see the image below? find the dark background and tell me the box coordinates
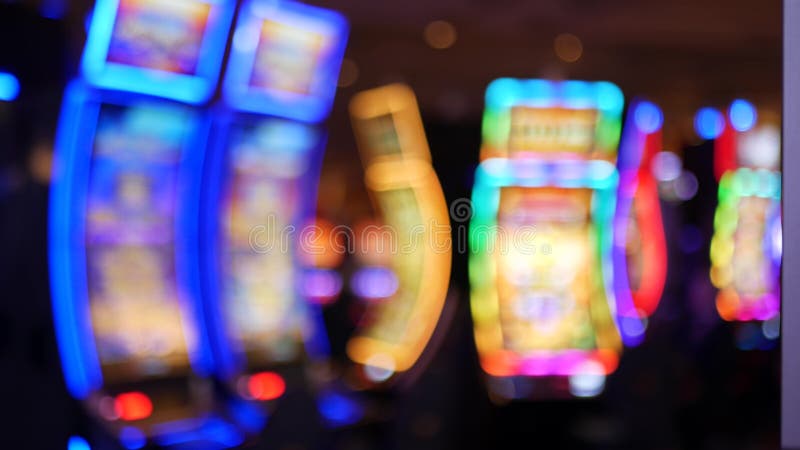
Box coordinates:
[0,0,781,449]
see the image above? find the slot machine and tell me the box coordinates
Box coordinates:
[49,0,243,448]
[199,0,352,429]
[469,78,640,399]
[347,84,452,390]
[707,100,781,345]
[613,100,668,345]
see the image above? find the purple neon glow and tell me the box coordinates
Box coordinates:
[301,268,343,303]
[350,266,398,299]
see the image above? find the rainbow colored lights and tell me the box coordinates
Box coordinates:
[469,158,622,379]
[613,100,668,344]
[470,79,670,397]
[708,101,781,325]
[480,78,624,161]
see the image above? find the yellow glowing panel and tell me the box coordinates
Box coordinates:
[349,83,431,165]
[508,107,597,156]
[346,160,451,373]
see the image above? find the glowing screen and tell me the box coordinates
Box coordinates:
[495,188,602,353]
[85,102,197,381]
[108,0,211,75]
[218,120,317,367]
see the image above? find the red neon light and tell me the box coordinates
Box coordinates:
[629,129,667,317]
[115,392,153,421]
[247,372,286,401]
[714,120,737,181]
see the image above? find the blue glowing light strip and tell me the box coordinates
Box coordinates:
[223,0,349,121]
[81,0,235,104]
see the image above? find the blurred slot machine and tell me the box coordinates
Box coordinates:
[470,79,645,399]
[347,84,452,392]
[705,101,782,348]
[49,0,241,449]
[613,100,668,345]
[200,0,350,430]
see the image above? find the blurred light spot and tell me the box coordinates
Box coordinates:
[680,225,703,253]
[694,107,724,140]
[729,99,757,132]
[99,396,120,421]
[763,314,780,340]
[634,101,663,134]
[554,33,583,63]
[364,353,395,382]
[424,20,457,49]
[620,315,647,340]
[738,124,780,170]
[318,391,363,426]
[302,269,343,305]
[569,363,606,397]
[119,427,145,450]
[0,72,20,102]
[351,266,398,299]
[40,0,65,19]
[248,372,286,401]
[651,151,682,182]
[29,143,53,183]
[338,58,359,88]
[115,392,152,421]
[68,436,91,450]
[674,171,699,200]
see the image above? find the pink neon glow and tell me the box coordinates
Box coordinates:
[481,349,619,377]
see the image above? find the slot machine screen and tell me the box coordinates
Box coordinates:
[494,187,608,353]
[85,103,198,386]
[356,187,424,346]
[107,0,211,75]
[218,120,317,369]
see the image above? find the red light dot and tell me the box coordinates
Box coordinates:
[115,392,153,421]
[248,372,286,401]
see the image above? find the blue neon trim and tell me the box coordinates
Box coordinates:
[199,110,245,378]
[81,0,235,104]
[223,0,349,121]
[152,416,244,448]
[0,72,20,101]
[175,109,217,375]
[50,82,104,398]
[484,78,624,115]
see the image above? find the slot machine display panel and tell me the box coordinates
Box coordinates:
[81,0,235,103]
[710,109,782,323]
[201,115,329,402]
[480,78,624,162]
[469,159,621,381]
[348,84,452,385]
[711,168,781,321]
[50,85,244,446]
[224,0,349,122]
